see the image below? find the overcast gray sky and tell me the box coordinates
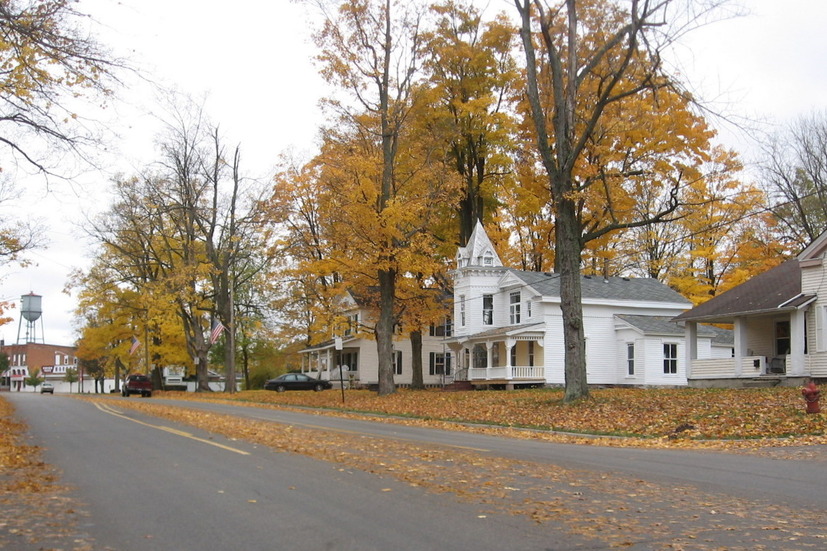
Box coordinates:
[2,0,826,347]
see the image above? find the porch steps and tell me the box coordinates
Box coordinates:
[743,377,782,388]
[442,380,475,392]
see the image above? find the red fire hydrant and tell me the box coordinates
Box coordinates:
[802,381,821,414]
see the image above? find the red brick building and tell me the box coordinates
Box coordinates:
[0,341,78,391]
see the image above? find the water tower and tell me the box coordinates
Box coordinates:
[17,292,45,344]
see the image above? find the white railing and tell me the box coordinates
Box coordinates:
[690,356,768,379]
[511,365,545,379]
[690,358,736,379]
[468,365,544,380]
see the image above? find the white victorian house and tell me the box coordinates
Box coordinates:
[676,230,827,387]
[447,221,732,388]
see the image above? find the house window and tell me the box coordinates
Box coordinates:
[776,320,791,356]
[528,341,535,367]
[483,251,493,266]
[482,294,493,325]
[510,345,517,367]
[429,352,452,375]
[460,296,466,327]
[627,343,635,376]
[344,313,359,336]
[472,344,487,368]
[429,317,453,337]
[526,299,532,320]
[509,291,521,324]
[393,350,402,375]
[663,343,677,374]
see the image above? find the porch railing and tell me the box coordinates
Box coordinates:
[689,356,769,379]
[468,365,545,380]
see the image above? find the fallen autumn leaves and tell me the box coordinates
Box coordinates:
[156,386,826,447]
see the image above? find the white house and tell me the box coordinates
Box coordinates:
[447,221,730,388]
[299,290,454,388]
[675,230,827,387]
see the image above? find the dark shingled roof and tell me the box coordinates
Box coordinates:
[615,314,727,342]
[673,260,804,322]
[512,270,691,305]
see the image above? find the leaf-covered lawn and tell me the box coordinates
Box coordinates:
[158,386,826,441]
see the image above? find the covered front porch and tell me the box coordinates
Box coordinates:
[449,324,546,389]
[682,305,812,387]
[299,339,360,385]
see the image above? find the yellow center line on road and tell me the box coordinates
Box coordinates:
[244,413,491,453]
[91,401,250,456]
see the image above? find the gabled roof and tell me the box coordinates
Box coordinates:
[673,260,806,322]
[512,270,691,305]
[615,314,719,339]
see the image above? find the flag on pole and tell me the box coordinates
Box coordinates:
[210,319,225,345]
[129,336,141,356]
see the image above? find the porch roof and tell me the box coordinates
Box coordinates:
[456,322,546,342]
[299,335,359,354]
[673,260,811,323]
[615,315,734,345]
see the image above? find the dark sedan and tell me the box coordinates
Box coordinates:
[264,373,332,392]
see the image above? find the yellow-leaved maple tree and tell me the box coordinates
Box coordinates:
[514,0,737,401]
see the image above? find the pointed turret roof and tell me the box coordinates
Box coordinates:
[456,220,502,268]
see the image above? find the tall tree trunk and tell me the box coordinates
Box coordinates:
[196,349,211,392]
[114,357,124,392]
[376,268,397,395]
[410,330,424,390]
[556,199,588,401]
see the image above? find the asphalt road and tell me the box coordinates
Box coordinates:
[6,392,827,550]
[148,395,827,509]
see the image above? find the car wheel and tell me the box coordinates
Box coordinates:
[276,385,286,393]
[314,383,324,392]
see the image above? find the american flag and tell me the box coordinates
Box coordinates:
[129,336,141,356]
[209,319,225,345]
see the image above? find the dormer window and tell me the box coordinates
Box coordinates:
[483,251,494,266]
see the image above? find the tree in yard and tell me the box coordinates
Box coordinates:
[664,148,773,303]
[265,154,341,349]
[514,0,730,401]
[24,374,43,389]
[420,0,520,244]
[77,100,268,392]
[64,367,78,392]
[759,111,827,250]
[310,0,429,396]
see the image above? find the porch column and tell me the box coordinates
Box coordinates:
[505,338,515,380]
[486,342,493,379]
[733,317,747,377]
[790,308,806,376]
[684,322,697,380]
